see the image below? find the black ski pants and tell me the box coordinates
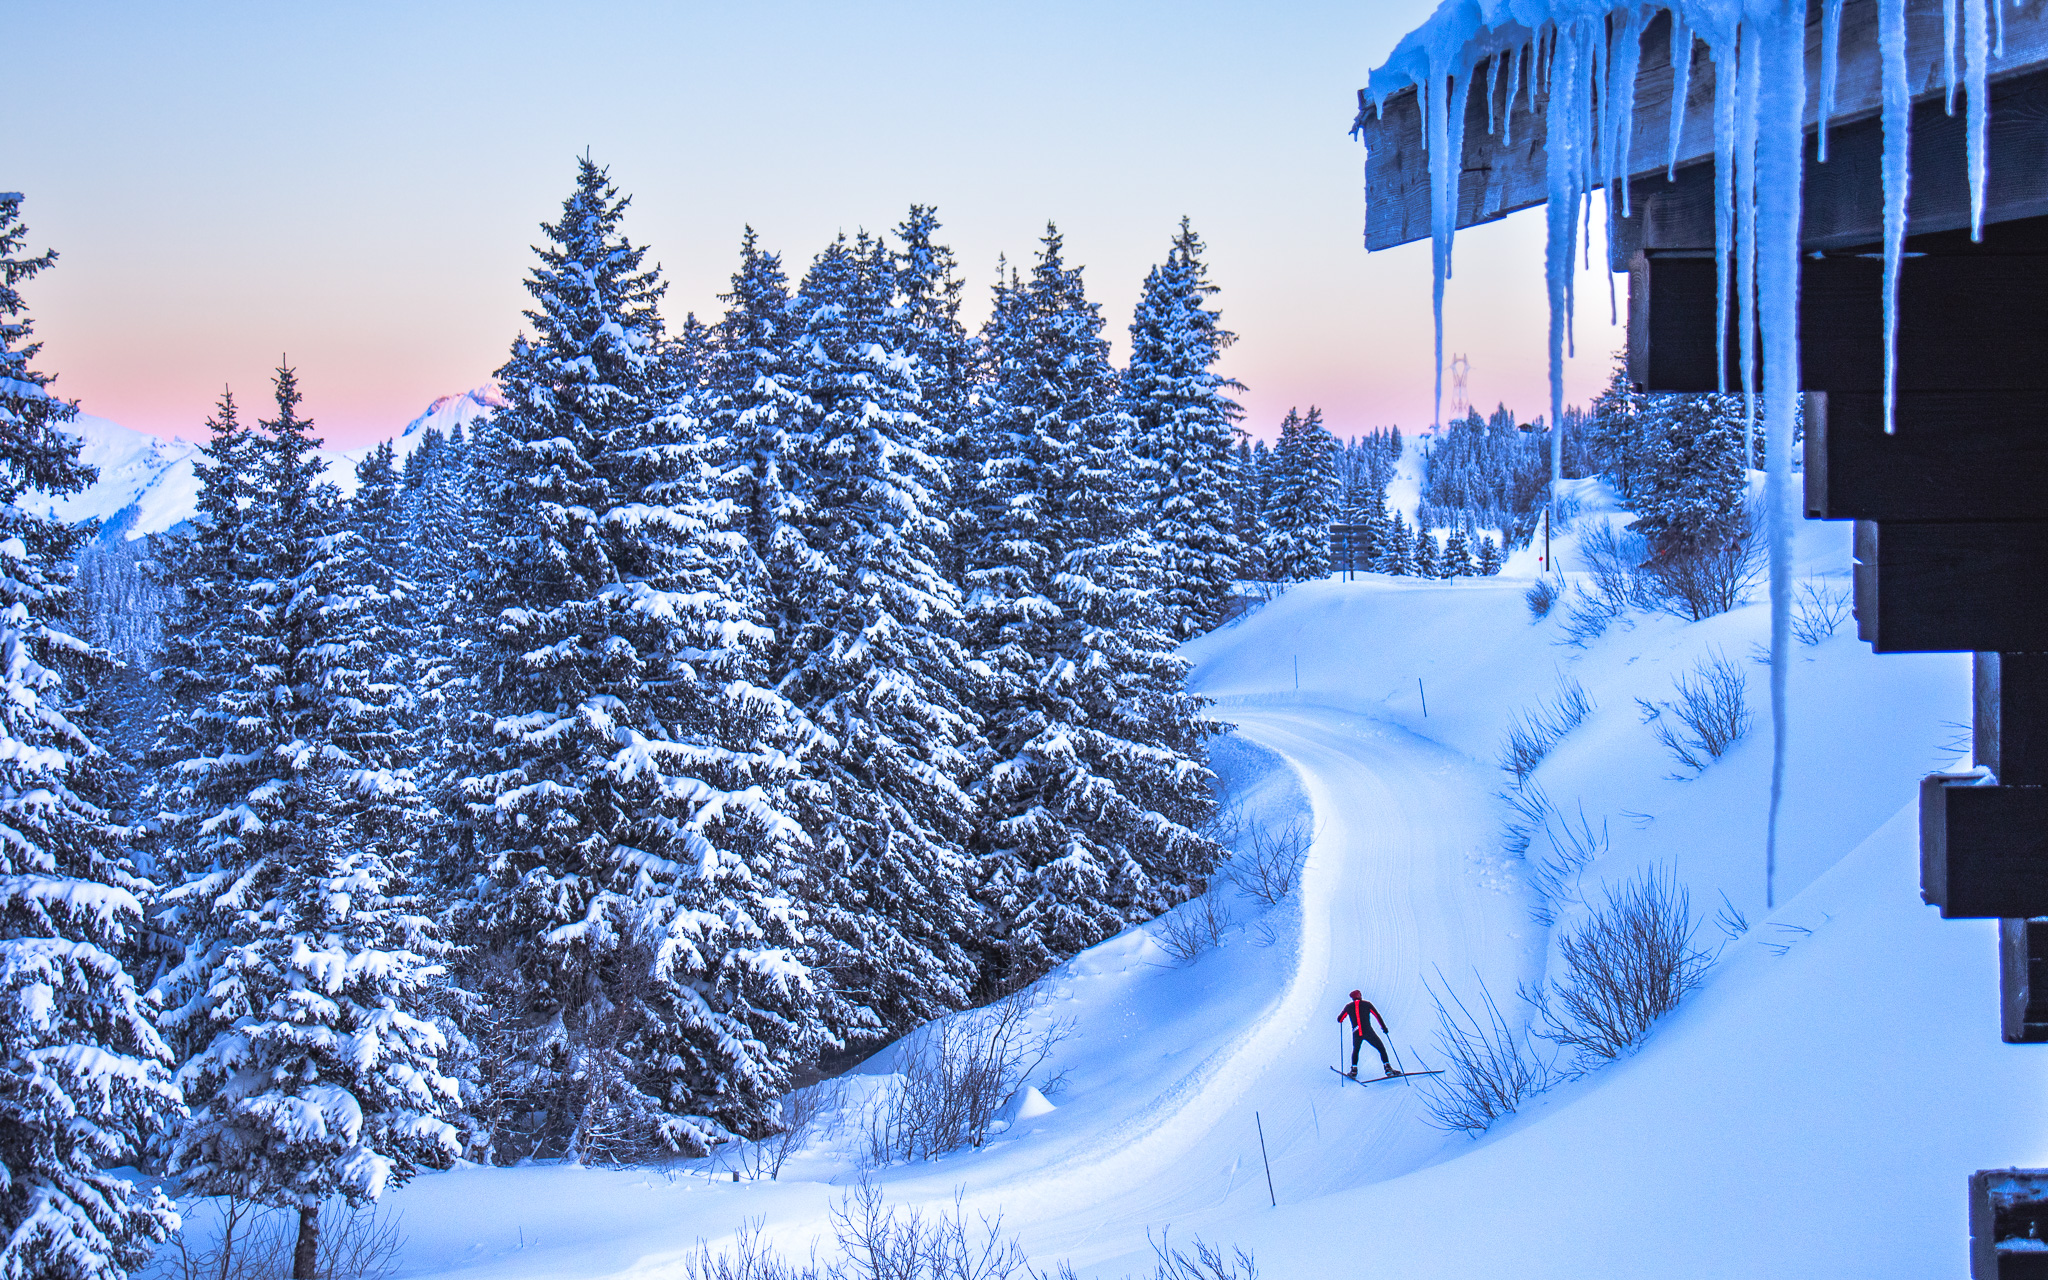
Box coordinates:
[1351,1027,1391,1070]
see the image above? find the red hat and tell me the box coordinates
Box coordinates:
[1349,989,1361,999]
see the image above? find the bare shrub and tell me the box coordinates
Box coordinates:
[140,1198,404,1280]
[730,1082,836,1181]
[861,991,1070,1165]
[1526,866,1714,1073]
[680,1185,1255,1280]
[1526,802,1608,927]
[1498,781,1552,859]
[1715,889,1752,941]
[1223,818,1310,906]
[1645,506,1765,621]
[1792,574,1851,645]
[1153,891,1235,963]
[1420,971,1557,1134]
[1645,650,1753,776]
[1497,676,1596,782]
[1524,575,1561,620]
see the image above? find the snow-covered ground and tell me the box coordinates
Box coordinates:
[152,482,2044,1279]
[33,387,500,540]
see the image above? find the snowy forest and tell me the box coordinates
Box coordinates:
[0,157,1782,1280]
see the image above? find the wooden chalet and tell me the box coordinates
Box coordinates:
[1360,3,2048,1274]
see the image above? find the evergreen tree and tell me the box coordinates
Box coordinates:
[891,207,976,593]
[0,190,179,1280]
[1380,512,1412,576]
[1476,533,1504,575]
[1123,219,1244,637]
[1442,524,1475,578]
[458,160,823,1160]
[967,226,1222,988]
[154,367,460,1277]
[1263,406,1339,582]
[773,233,984,1040]
[1632,393,1750,554]
[1412,522,1439,579]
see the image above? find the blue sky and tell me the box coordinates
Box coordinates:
[12,0,1620,446]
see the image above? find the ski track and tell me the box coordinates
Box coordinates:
[923,701,1540,1263]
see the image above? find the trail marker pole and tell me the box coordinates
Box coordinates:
[1294,655,1300,689]
[1255,1112,1276,1207]
[1418,678,1428,717]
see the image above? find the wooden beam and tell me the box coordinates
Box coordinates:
[1855,522,2048,653]
[1630,212,2048,392]
[1806,392,2048,522]
[1978,654,2048,788]
[1921,775,2048,918]
[1970,1170,2048,1278]
[2000,918,2048,1043]
[1616,66,2048,258]
[1361,0,2048,252]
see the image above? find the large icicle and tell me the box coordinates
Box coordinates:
[1880,0,1911,433]
[1819,0,1845,160]
[1667,13,1694,177]
[1965,0,1991,238]
[1736,18,1762,462]
[1712,34,1738,393]
[1543,21,1584,535]
[1756,0,1806,913]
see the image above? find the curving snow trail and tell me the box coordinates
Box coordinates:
[945,701,1541,1260]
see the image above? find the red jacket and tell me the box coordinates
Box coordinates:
[1339,996,1387,1035]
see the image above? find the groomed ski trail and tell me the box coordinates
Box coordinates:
[926,701,1542,1260]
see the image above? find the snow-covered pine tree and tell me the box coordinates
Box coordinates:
[890,208,976,590]
[767,232,985,1040]
[1476,533,1504,575]
[1442,524,1474,578]
[1381,511,1412,575]
[1263,406,1339,582]
[458,160,825,1161]
[153,365,460,1279]
[1412,522,1440,579]
[708,227,809,669]
[1123,219,1244,638]
[1631,393,1750,554]
[967,225,1223,989]
[0,190,180,1280]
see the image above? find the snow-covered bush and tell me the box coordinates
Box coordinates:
[727,1083,836,1182]
[1644,651,1754,776]
[1526,802,1608,928]
[1524,574,1561,619]
[1223,817,1311,906]
[1558,523,1654,646]
[1497,675,1596,782]
[1526,867,1713,1072]
[1420,975,1557,1134]
[1792,575,1851,645]
[860,992,1070,1165]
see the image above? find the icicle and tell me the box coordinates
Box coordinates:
[1543,22,1584,530]
[1608,7,1645,216]
[1667,13,1693,179]
[1447,65,1474,277]
[1944,0,1960,113]
[1487,52,1501,135]
[1426,59,1474,430]
[1819,0,1844,161]
[1996,0,2007,56]
[1737,20,1762,466]
[1880,0,1910,434]
[1506,42,1523,146]
[1965,0,1990,239]
[1712,34,1738,394]
[1756,1,1807,913]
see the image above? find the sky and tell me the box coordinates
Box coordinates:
[10,0,1623,449]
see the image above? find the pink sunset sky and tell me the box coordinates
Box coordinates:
[13,0,1622,449]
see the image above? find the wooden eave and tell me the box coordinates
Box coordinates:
[1360,0,2048,253]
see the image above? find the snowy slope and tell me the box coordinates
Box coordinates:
[33,387,501,540]
[147,476,2030,1280]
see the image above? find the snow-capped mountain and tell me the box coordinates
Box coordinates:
[34,386,502,541]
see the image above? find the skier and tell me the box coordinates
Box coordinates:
[1338,990,1396,1077]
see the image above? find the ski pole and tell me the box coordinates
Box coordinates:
[1255,1112,1276,1207]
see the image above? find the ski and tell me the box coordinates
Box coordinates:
[1330,1066,1444,1085]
